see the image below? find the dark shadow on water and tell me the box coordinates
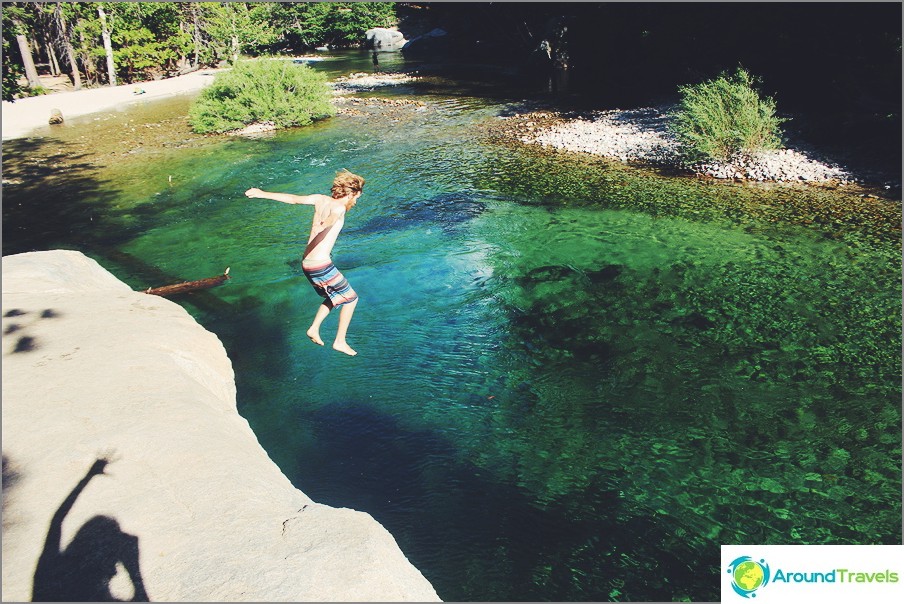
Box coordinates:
[213,289,302,472]
[2,138,221,305]
[103,250,235,317]
[2,137,119,256]
[294,401,719,602]
[351,192,487,237]
[32,458,150,602]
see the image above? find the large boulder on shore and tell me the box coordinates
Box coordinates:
[401,28,451,57]
[1,250,441,602]
[365,27,407,51]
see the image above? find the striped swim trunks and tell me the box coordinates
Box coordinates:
[302,260,358,308]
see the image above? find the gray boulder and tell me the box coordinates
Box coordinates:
[401,28,450,57]
[365,28,407,51]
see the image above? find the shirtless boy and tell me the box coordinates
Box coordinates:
[245,169,365,356]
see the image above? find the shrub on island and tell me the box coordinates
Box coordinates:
[189,59,335,134]
[671,67,786,163]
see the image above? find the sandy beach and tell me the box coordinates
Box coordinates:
[1,68,224,141]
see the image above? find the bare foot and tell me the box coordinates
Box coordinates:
[307,329,324,346]
[333,341,357,356]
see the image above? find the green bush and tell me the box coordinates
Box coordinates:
[24,85,50,98]
[671,67,786,163]
[188,59,335,134]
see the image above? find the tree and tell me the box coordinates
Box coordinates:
[196,2,278,65]
[52,2,82,90]
[96,4,116,85]
[7,4,42,90]
[2,6,26,99]
[69,4,102,87]
[270,2,397,49]
[107,2,191,82]
[186,2,203,69]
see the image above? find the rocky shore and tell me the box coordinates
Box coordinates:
[331,71,421,94]
[497,105,860,185]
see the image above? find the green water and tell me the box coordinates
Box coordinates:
[3,52,901,602]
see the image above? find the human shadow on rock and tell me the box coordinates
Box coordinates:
[32,457,150,602]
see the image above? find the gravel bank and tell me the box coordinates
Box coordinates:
[501,106,857,184]
[331,71,421,94]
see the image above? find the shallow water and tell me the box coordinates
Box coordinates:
[3,51,901,602]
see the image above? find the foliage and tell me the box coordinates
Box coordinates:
[1,4,27,100]
[270,2,397,48]
[2,1,398,92]
[23,85,50,97]
[671,67,787,163]
[195,2,280,64]
[188,59,335,134]
[109,2,192,81]
[62,2,193,84]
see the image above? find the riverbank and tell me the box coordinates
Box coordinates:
[492,104,900,193]
[3,60,897,200]
[1,68,225,141]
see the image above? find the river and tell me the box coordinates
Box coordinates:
[3,50,901,602]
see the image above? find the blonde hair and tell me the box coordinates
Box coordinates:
[331,169,365,199]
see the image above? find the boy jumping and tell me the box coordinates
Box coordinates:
[245,169,365,356]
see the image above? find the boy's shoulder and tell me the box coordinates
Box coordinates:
[325,198,347,212]
[313,194,339,207]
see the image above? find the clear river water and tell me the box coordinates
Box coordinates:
[3,51,901,602]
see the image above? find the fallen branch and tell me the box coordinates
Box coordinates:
[145,267,230,297]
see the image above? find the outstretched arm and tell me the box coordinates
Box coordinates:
[33,458,109,600]
[245,188,321,205]
[45,459,109,550]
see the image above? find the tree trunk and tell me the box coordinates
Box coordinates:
[192,4,201,68]
[14,30,42,89]
[144,268,231,297]
[55,3,82,90]
[41,30,62,76]
[231,34,239,64]
[97,6,116,86]
[77,27,97,86]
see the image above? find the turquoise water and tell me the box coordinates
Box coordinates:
[3,52,901,602]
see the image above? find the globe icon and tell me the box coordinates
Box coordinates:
[733,560,765,592]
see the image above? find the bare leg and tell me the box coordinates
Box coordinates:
[333,298,358,356]
[307,302,331,346]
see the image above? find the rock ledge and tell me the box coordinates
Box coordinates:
[1,250,440,602]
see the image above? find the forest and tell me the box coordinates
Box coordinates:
[4,3,899,164]
[2,2,397,97]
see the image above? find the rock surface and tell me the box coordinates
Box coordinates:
[1,250,441,602]
[366,27,407,51]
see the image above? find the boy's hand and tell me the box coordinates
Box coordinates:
[245,188,263,198]
[88,458,109,476]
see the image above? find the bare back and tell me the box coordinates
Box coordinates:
[303,195,348,264]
